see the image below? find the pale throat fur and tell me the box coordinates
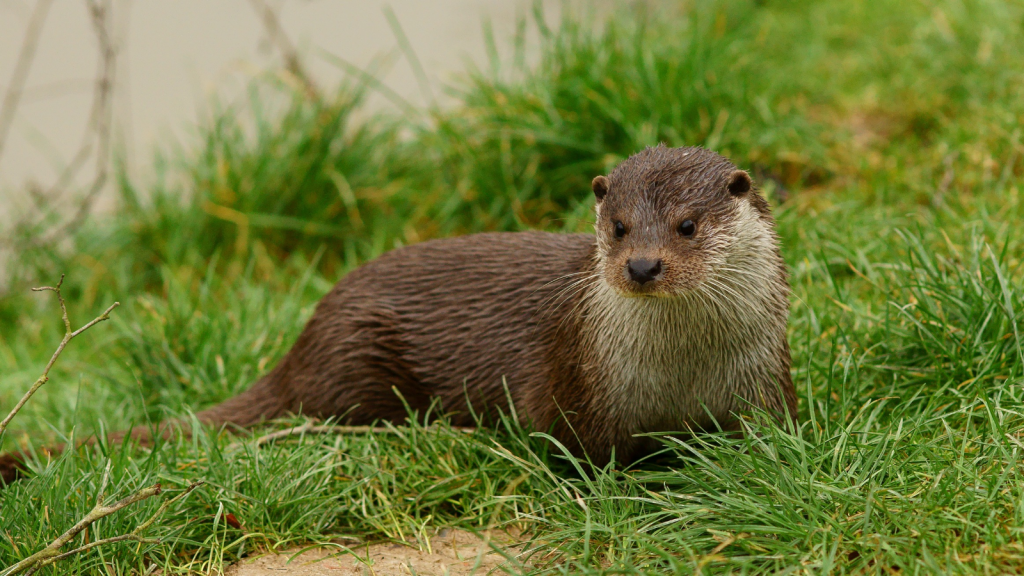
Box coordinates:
[583,180,789,435]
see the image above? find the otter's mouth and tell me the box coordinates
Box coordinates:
[607,276,706,299]
[612,284,682,299]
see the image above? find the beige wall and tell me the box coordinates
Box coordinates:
[0,0,576,216]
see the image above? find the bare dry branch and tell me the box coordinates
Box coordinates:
[0,275,119,438]
[31,0,118,245]
[248,0,320,100]
[933,151,959,207]
[0,463,203,576]
[0,0,54,164]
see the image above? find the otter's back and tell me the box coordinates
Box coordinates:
[299,231,596,423]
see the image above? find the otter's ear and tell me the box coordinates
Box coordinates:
[727,170,752,195]
[592,175,610,202]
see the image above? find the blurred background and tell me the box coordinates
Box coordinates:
[0,0,580,232]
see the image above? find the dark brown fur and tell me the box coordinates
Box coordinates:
[0,146,795,482]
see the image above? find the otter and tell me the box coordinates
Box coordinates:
[1,146,795,482]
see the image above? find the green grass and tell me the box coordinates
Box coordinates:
[3,0,1024,573]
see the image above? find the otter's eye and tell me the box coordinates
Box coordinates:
[613,221,626,239]
[679,219,696,237]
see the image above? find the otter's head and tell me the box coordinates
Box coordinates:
[592,146,773,297]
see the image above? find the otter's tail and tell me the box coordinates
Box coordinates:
[192,374,289,430]
[0,375,287,484]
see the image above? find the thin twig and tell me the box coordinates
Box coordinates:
[248,0,319,100]
[30,0,117,245]
[0,0,54,164]
[0,275,119,439]
[0,469,203,576]
[933,151,958,207]
[254,421,476,446]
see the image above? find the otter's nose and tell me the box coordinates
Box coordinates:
[626,258,662,285]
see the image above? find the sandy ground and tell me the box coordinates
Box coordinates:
[224,529,526,576]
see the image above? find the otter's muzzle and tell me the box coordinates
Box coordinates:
[626,258,663,285]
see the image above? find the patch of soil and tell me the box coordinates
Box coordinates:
[224,529,525,576]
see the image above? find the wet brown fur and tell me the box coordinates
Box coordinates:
[0,146,795,482]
